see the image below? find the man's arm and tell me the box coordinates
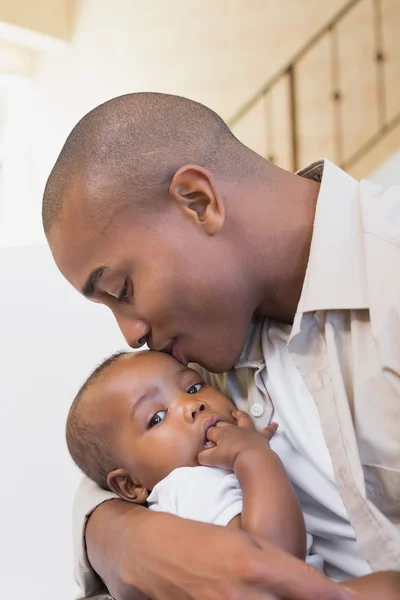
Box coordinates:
[340,571,400,599]
[85,500,148,600]
[85,498,353,600]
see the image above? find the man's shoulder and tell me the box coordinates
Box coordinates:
[362,179,400,249]
[360,180,400,343]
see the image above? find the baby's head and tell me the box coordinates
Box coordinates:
[67,350,236,503]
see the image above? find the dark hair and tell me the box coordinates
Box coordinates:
[66,351,129,489]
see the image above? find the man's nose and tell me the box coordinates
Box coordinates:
[117,314,150,349]
[183,400,208,424]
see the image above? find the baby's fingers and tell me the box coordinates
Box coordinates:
[205,424,224,443]
[232,410,255,430]
[198,446,218,467]
[260,421,279,440]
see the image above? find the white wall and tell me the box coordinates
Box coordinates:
[0,243,129,600]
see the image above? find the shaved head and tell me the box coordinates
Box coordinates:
[42,92,252,235]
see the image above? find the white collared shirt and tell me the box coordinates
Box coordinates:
[72,160,400,598]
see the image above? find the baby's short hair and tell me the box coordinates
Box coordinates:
[66,351,129,489]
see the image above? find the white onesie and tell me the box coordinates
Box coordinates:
[147,465,323,570]
[148,466,242,526]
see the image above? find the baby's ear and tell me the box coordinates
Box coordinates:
[107,468,149,504]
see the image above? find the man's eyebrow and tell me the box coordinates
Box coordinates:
[82,266,107,297]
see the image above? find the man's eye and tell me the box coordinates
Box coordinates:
[148,410,167,428]
[117,279,129,302]
[187,383,202,394]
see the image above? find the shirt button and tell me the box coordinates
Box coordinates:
[250,402,264,417]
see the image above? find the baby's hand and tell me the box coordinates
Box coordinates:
[198,410,278,472]
[232,409,278,441]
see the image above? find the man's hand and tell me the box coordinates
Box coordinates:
[198,409,278,471]
[86,500,357,600]
[340,570,400,599]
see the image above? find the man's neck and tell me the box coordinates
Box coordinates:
[251,172,320,323]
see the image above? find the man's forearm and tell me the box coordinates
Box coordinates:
[234,447,306,558]
[85,499,150,600]
[340,571,400,599]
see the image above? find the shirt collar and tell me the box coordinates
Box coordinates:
[295,158,369,316]
[235,318,265,368]
[236,158,369,365]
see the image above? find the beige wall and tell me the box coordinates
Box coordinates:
[2,0,398,243]
[0,0,74,41]
[2,0,397,242]
[28,0,349,240]
[36,0,349,118]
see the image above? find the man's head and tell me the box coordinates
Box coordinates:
[67,350,236,502]
[44,93,317,372]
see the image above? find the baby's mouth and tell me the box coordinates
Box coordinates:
[203,415,222,447]
[204,439,215,448]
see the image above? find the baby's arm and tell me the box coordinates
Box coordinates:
[198,411,306,559]
[233,414,305,558]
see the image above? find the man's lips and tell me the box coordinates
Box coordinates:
[159,339,188,365]
[159,340,173,354]
[171,341,188,366]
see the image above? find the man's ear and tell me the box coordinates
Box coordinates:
[169,165,225,235]
[107,468,149,504]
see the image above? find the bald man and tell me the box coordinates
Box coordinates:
[43,93,400,600]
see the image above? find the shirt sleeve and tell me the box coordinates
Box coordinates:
[305,533,324,571]
[72,476,118,599]
[147,466,243,527]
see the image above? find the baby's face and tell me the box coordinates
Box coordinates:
[94,351,236,490]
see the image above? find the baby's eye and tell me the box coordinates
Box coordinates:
[148,410,167,428]
[187,383,202,394]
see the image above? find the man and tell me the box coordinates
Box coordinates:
[43,93,400,599]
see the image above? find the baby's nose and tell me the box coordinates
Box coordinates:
[192,402,206,420]
[184,401,207,423]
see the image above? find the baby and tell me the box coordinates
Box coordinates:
[67,350,309,561]
[67,350,400,598]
